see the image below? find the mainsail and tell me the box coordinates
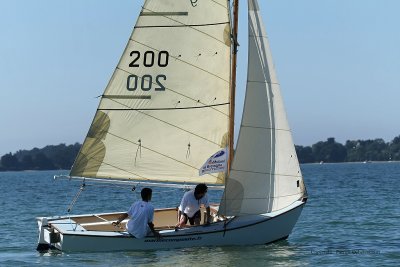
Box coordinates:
[70,0,232,184]
[220,0,305,215]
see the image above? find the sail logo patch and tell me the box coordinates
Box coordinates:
[214,150,225,158]
[199,147,228,176]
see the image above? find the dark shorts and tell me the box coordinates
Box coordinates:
[183,210,201,225]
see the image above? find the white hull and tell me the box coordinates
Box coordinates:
[37,200,305,252]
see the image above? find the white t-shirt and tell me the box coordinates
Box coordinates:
[126,200,154,238]
[178,190,210,218]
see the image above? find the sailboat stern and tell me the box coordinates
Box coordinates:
[36,217,62,251]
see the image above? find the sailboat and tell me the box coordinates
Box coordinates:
[37,0,307,252]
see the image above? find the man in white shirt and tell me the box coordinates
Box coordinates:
[176,183,211,227]
[113,188,161,239]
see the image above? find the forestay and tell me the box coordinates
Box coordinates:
[220,0,305,216]
[70,0,232,184]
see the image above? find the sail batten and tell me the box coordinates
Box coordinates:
[135,22,230,29]
[138,6,230,44]
[97,102,229,111]
[140,12,190,17]
[102,95,228,120]
[70,0,232,185]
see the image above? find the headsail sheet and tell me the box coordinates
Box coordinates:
[219,0,305,215]
[70,0,231,185]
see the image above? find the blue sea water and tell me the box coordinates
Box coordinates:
[0,163,399,266]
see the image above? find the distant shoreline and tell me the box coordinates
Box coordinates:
[0,169,69,172]
[2,161,400,173]
[1,136,400,171]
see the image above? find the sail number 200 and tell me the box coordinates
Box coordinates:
[127,50,169,92]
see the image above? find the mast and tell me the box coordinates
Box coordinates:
[228,0,239,172]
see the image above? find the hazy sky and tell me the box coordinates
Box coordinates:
[1,0,399,155]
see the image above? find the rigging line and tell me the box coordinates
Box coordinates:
[77,151,148,180]
[115,67,229,117]
[98,102,229,111]
[67,182,85,213]
[135,21,229,28]
[249,34,269,38]
[239,125,292,132]
[106,131,219,179]
[105,97,222,146]
[231,168,302,178]
[130,39,230,84]
[84,182,137,190]
[140,6,228,46]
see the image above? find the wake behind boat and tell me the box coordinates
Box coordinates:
[37,0,307,252]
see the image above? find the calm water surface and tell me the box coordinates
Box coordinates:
[0,163,399,266]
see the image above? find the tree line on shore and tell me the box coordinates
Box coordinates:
[1,136,400,171]
[0,143,81,171]
[296,136,400,163]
